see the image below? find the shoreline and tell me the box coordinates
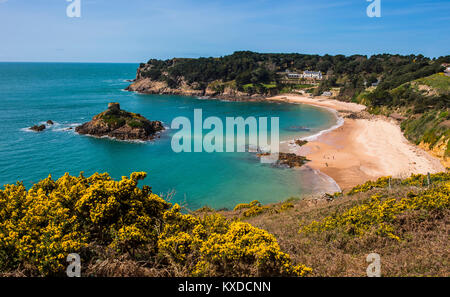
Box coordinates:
[126,88,445,192]
[269,94,445,190]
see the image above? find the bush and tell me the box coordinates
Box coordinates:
[300,181,450,241]
[0,173,309,277]
[0,172,170,275]
[348,176,392,195]
[233,200,261,211]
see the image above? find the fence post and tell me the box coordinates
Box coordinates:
[427,172,431,187]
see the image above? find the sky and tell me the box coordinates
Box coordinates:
[0,0,449,62]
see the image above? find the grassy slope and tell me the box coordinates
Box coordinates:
[414,73,450,93]
[397,74,450,162]
[204,174,450,277]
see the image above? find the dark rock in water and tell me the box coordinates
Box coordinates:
[295,139,308,146]
[256,152,309,168]
[277,153,309,168]
[30,125,46,132]
[29,124,46,132]
[46,120,54,125]
[75,102,165,141]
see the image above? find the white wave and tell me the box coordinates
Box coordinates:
[298,108,344,142]
[21,120,59,132]
[76,133,148,144]
[48,122,81,132]
[278,105,344,193]
[311,167,341,193]
[20,127,35,133]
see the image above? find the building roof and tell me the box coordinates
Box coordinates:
[303,71,322,74]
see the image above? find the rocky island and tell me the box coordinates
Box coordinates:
[75,103,164,141]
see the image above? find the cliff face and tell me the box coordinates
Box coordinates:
[126,77,205,96]
[75,103,164,141]
[419,138,450,168]
[126,62,268,100]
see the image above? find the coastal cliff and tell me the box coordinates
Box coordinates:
[126,76,265,101]
[125,53,282,100]
[75,103,164,141]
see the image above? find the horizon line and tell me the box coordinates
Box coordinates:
[0,51,447,64]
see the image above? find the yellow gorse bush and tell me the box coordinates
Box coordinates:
[233,200,268,218]
[401,172,450,187]
[348,176,392,195]
[279,202,294,212]
[158,204,312,277]
[348,172,450,195]
[300,181,450,241]
[0,172,310,276]
[233,200,296,218]
[233,200,261,211]
[0,172,171,275]
[195,222,312,277]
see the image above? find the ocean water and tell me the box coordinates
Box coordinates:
[0,63,339,209]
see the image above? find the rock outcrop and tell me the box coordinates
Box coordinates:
[29,124,46,132]
[125,62,271,101]
[295,139,308,147]
[256,152,309,168]
[277,153,309,167]
[75,103,164,141]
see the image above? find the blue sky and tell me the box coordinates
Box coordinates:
[0,0,449,62]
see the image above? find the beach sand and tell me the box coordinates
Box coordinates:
[269,94,445,190]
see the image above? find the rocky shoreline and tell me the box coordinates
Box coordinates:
[125,62,271,102]
[126,79,268,102]
[75,103,165,141]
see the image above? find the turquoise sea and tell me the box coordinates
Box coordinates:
[0,63,339,209]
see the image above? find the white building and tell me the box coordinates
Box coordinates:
[302,71,322,80]
[287,73,301,79]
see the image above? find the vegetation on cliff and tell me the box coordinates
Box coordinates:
[130,51,449,99]
[355,73,450,163]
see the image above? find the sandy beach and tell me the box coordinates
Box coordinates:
[269,94,445,190]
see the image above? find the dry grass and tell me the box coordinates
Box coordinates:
[2,183,446,277]
[214,185,449,277]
